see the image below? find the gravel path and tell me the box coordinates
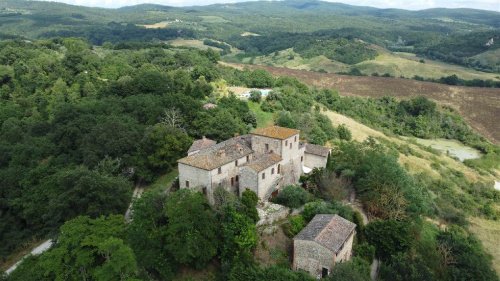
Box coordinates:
[5,239,53,275]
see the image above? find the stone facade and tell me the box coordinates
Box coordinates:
[293,214,356,278]
[304,153,328,170]
[178,126,329,202]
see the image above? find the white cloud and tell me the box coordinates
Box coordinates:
[37,0,500,11]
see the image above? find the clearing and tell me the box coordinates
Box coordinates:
[137,21,169,29]
[168,39,222,52]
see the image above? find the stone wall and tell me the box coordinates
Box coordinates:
[251,135,282,155]
[304,153,328,169]
[178,163,211,197]
[239,166,258,197]
[335,231,355,263]
[210,154,250,196]
[293,239,334,278]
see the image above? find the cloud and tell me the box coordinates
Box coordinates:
[37,0,500,11]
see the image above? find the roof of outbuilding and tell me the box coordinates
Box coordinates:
[179,135,252,170]
[251,126,299,140]
[244,153,282,172]
[294,214,356,254]
[304,143,331,157]
[188,136,217,154]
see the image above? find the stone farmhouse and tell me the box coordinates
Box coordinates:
[177,125,330,203]
[293,214,356,278]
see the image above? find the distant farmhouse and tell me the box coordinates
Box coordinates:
[177,126,330,203]
[293,214,356,278]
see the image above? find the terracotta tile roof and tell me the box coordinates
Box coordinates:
[188,136,217,154]
[294,214,356,253]
[244,153,282,172]
[304,143,331,157]
[251,126,299,140]
[179,135,252,170]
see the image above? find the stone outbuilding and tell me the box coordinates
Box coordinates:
[293,214,356,278]
[303,143,331,171]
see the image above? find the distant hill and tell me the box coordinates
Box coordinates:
[0,0,499,71]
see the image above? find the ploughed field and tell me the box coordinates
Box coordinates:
[223,63,500,144]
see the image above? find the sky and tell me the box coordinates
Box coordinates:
[38,0,500,11]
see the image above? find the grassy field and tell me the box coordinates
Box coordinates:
[225,62,500,144]
[168,39,222,52]
[147,169,179,194]
[227,48,500,81]
[248,101,274,128]
[469,217,500,274]
[356,51,500,81]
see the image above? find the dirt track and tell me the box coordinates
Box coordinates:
[223,62,500,144]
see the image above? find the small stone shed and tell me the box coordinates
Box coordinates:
[293,214,356,278]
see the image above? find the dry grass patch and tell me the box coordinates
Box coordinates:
[469,217,500,275]
[255,226,292,266]
[137,21,169,29]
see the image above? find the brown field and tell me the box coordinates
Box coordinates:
[221,62,500,144]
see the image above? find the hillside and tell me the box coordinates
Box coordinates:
[1,0,499,72]
[222,62,500,144]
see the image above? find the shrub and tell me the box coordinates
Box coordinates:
[249,90,262,102]
[354,242,375,262]
[272,185,312,208]
[337,124,352,141]
[302,201,354,222]
[283,215,306,237]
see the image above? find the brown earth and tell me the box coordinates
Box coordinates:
[221,62,500,144]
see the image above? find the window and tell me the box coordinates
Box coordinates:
[235,160,238,166]
[246,155,250,162]
[301,156,303,162]
[295,136,297,142]
[186,181,190,188]
[231,177,234,186]
[271,168,275,174]
[278,164,281,174]
[218,167,222,174]
[265,143,269,151]
[285,140,288,146]
[202,187,207,195]
[289,143,292,149]
[262,172,265,180]
[236,175,239,182]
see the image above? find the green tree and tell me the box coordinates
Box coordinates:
[328,257,371,281]
[365,219,413,261]
[241,189,260,223]
[137,124,192,182]
[249,90,262,102]
[164,189,218,268]
[272,185,312,208]
[128,191,174,280]
[13,216,139,281]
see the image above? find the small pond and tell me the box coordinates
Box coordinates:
[410,138,482,162]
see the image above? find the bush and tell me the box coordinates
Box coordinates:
[337,124,352,141]
[354,242,375,262]
[283,215,306,237]
[272,185,312,208]
[249,90,262,103]
[302,201,354,222]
